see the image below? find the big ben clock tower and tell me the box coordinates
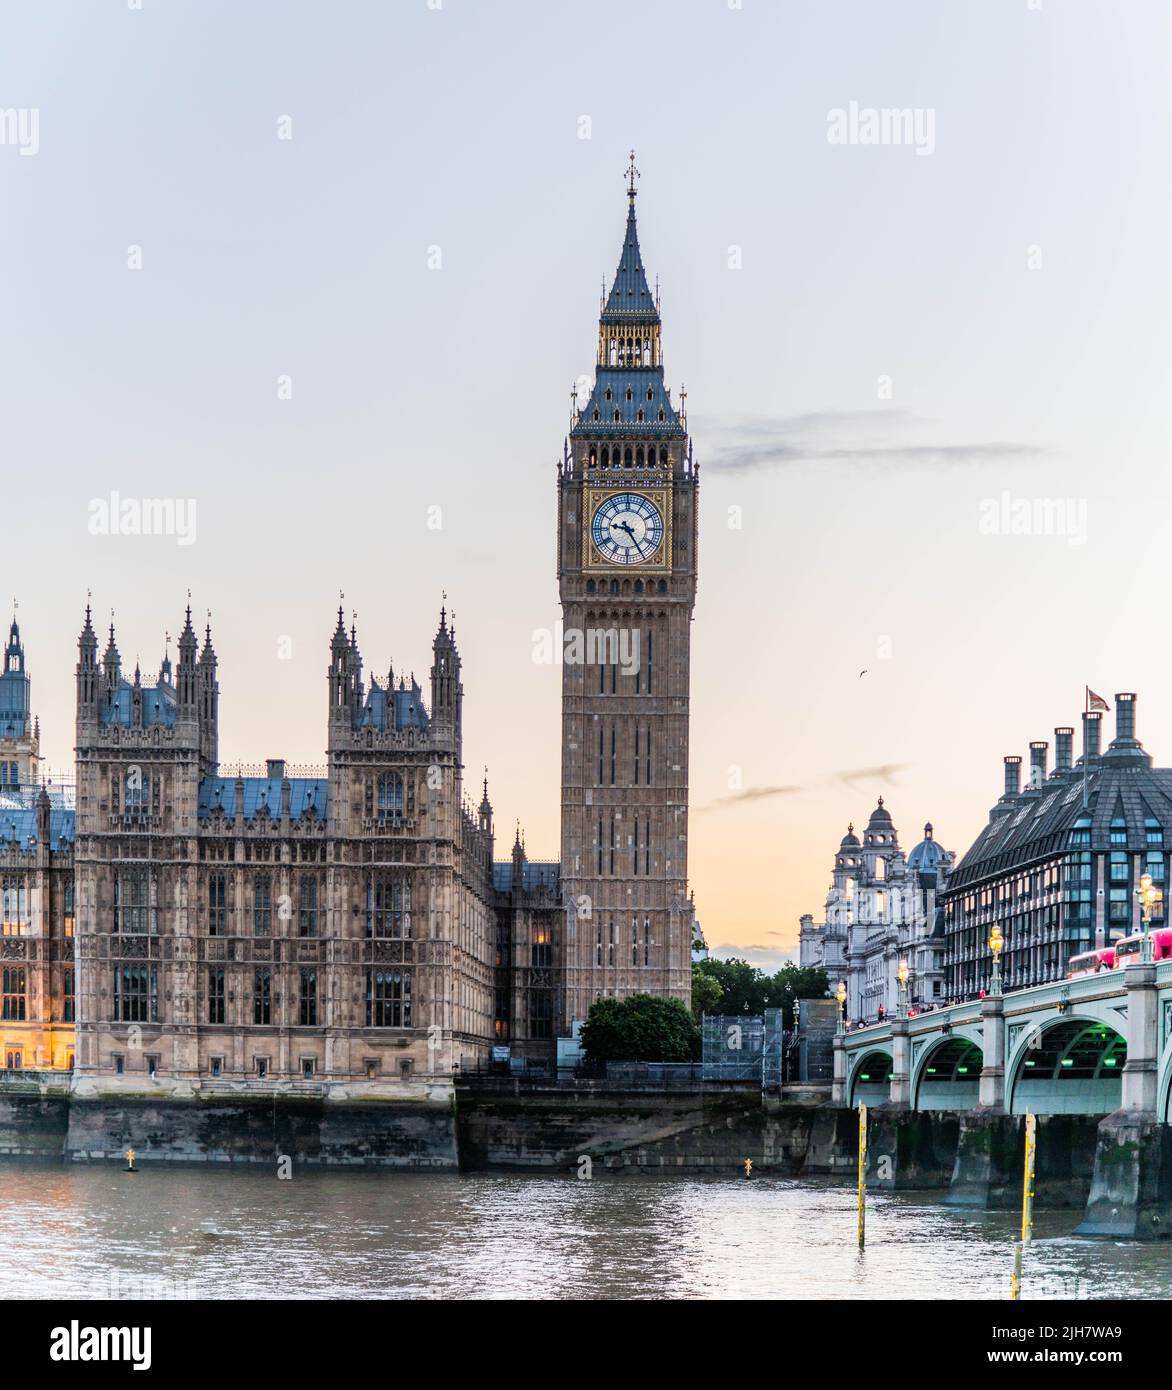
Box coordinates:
[557,154,698,1031]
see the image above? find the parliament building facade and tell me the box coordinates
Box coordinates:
[0,166,700,1089]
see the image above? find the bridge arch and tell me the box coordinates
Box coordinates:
[1156,1029,1172,1123]
[848,1050,893,1107]
[1007,1016,1126,1115]
[911,1035,983,1111]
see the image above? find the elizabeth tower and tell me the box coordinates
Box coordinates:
[557,157,698,1030]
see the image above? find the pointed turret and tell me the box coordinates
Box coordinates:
[35,780,50,842]
[328,606,362,729]
[76,604,98,714]
[102,621,121,700]
[430,601,461,731]
[0,610,32,739]
[197,617,219,765]
[478,770,493,835]
[572,153,684,446]
[177,604,199,713]
[3,618,23,675]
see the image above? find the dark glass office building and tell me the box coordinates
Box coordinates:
[944,694,1167,995]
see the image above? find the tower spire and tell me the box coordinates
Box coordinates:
[626,148,640,205]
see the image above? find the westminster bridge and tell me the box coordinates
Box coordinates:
[829,959,1172,1237]
[834,959,1172,1117]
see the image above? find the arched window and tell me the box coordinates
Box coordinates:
[377,773,404,819]
[624,447,633,467]
[126,769,150,820]
[586,579,596,594]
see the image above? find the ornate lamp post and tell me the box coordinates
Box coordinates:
[787,997,801,1084]
[1136,872,1163,964]
[989,923,1004,996]
[897,959,910,1019]
[836,980,847,1034]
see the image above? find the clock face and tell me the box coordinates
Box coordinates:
[591,492,665,565]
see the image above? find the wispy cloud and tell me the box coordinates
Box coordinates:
[697,784,803,812]
[699,763,908,813]
[702,410,1046,475]
[834,763,908,789]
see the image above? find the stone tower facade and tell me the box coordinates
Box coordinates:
[73,604,219,1078]
[557,159,699,1029]
[71,601,506,1090]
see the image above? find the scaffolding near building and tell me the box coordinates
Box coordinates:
[701,1013,766,1082]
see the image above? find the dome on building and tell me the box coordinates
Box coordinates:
[867,796,893,826]
[839,822,860,849]
[907,821,945,873]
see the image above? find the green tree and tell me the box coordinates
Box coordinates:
[579,993,701,1063]
[691,963,724,1019]
[694,956,828,1017]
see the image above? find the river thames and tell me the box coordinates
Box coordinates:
[0,1165,1167,1300]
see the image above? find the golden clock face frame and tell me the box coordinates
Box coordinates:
[583,486,672,571]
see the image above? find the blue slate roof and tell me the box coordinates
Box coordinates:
[602,204,658,320]
[573,367,684,437]
[0,807,74,851]
[949,747,1172,889]
[493,860,561,896]
[198,776,328,822]
[99,676,178,729]
[357,678,430,733]
[572,198,683,440]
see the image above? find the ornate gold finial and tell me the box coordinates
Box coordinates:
[626,149,640,204]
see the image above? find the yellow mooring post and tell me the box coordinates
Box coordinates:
[1010,1112,1037,1300]
[857,1102,868,1250]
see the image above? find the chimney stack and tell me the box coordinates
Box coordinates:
[1081,710,1102,763]
[1115,692,1137,745]
[1003,755,1021,798]
[1028,741,1048,790]
[1054,727,1074,775]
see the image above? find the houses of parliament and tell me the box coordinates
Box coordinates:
[0,162,701,1088]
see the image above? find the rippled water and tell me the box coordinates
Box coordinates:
[0,1164,1166,1300]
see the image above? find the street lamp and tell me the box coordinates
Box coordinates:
[836,980,847,1034]
[1137,872,1163,964]
[989,924,1004,996]
[897,959,909,1019]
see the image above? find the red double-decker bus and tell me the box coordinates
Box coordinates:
[1113,928,1172,963]
[1066,946,1117,979]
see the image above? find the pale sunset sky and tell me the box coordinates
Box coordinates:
[4,1,1172,968]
